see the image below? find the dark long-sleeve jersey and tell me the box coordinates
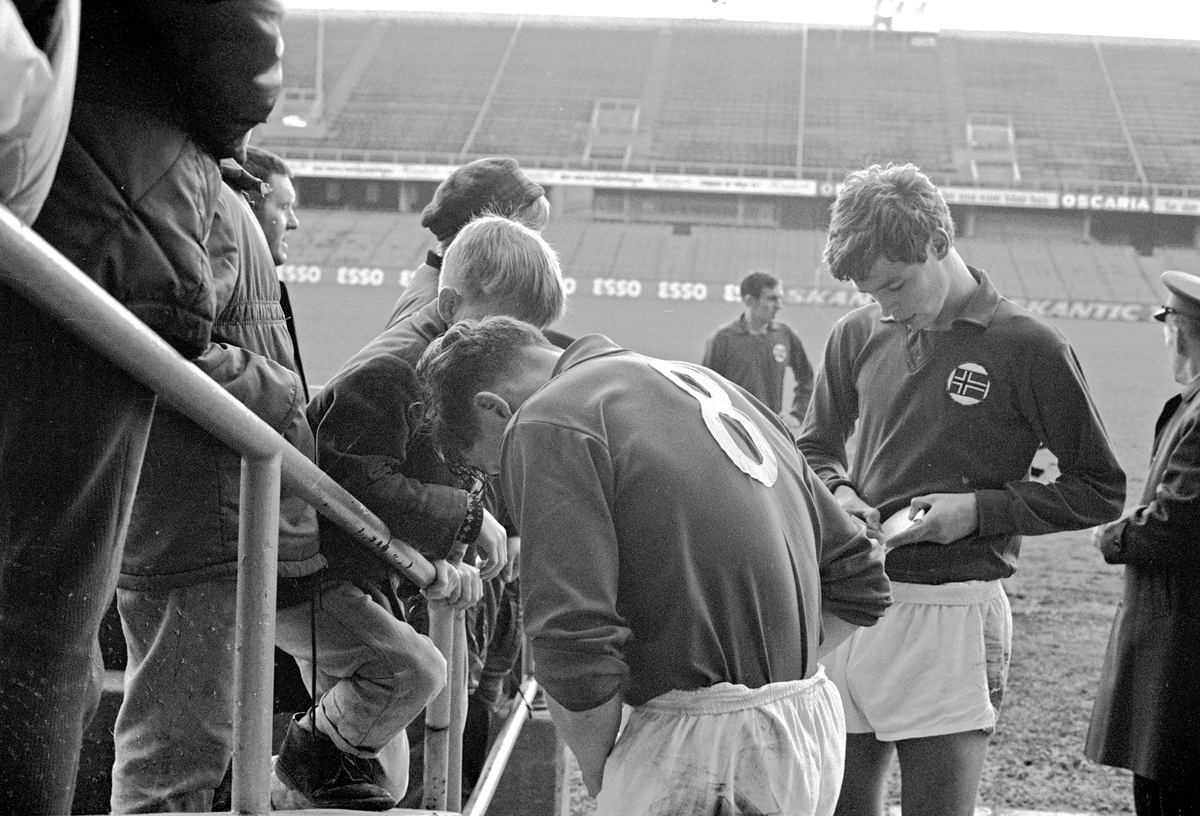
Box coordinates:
[797,268,1126,584]
[702,316,814,421]
[501,336,890,713]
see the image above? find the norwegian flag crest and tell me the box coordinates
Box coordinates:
[946,363,991,406]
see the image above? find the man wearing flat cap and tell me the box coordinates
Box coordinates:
[386,156,550,327]
[1085,269,1200,814]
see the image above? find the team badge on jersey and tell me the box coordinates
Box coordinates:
[946,363,991,405]
[772,343,787,363]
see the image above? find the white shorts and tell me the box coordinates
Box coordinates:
[821,579,1012,742]
[594,667,845,816]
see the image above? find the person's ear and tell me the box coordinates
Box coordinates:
[437,287,461,323]
[931,228,950,260]
[474,391,513,421]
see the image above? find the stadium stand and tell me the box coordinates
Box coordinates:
[650,25,805,167]
[474,21,658,159]
[803,28,955,174]
[1099,41,1200,185]
[949,34,1140,185]
[262,12,1200,318]
[269,12,1200,190]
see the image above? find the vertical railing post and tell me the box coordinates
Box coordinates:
[230,452,282,815]
[424,599,461,810]
[447,608,468,810]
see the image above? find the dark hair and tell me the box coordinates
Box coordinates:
[740,271,780,300]
[417,316,549,464]
[242,146,292,184]
[823,163,955,282]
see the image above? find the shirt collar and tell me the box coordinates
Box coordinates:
[735,314,774,334]
[949,266,1002,329]
[551,334,627,379]
[1181,373,1200,404]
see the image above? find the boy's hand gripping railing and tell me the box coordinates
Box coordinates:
[0,205,464,814]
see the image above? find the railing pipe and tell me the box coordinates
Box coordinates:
[230,452,283,816]
[461,679,541,816]
[447,609,468,810]
[424,602,457,810]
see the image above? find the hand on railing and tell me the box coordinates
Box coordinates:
[452,562,483,610]
[422,559,483,610]
[474,509,509,581]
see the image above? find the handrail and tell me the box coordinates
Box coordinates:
[0,204,465,813]
[462,678,541,816]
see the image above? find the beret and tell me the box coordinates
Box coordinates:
[420,157,543,242]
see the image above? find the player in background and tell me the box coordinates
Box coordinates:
[702,270,814,426]
[418,315,891,815]
[797,163,1126,816]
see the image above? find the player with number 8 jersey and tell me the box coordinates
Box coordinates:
[417,317,891,816]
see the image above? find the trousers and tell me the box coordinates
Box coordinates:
[0,298,156,814]
[110,575,446,812]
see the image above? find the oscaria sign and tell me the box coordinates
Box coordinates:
[1060,192,1153,212]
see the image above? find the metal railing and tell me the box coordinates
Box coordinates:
[0,204,533,815]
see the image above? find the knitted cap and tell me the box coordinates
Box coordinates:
[420,158,544,242]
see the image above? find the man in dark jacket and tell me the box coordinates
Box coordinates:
[0,1,283,811]
[1085,270,1200,814]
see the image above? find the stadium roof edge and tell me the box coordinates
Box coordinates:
[281,9,1200,47]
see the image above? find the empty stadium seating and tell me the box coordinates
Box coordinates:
[649,25,805,166]
[474,22,658,158]
[1097,42,1200,185]
[268,12,1200,189]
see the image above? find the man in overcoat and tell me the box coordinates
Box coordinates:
[1085,269,1200,815]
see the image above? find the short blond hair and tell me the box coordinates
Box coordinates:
[440,215,565,329]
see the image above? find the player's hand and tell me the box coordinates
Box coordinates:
[421,559,461,603]
[501,535,521,583]
[833,485,881,531]
[451,562,483,610]
[473,509,508,581]
[887,492,978,548]
[1089,525,1105,552]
